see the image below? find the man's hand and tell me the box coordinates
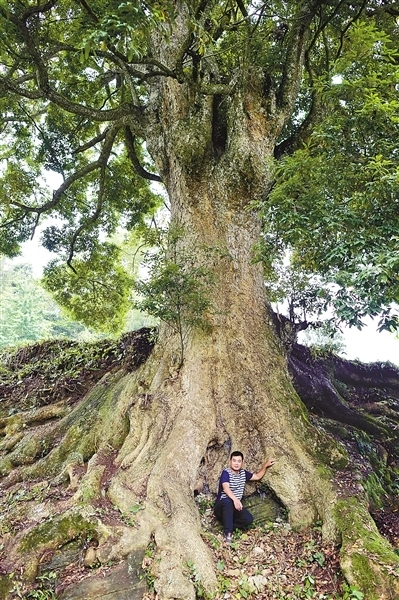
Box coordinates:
[233,498,243,511]
[250,457,276,481]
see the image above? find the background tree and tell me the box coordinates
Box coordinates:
[0,2,399,599]
[0,261,90,346]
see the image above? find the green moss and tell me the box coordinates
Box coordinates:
[334,497,399,599]
[350,553,379,593]
[20,371,130,482]
[0,575,13,598]
[320,420,352,441]
[20,512,96,553]
[11,436,41,466]
[0,457,13,477]
[306,425,349,470]
[0,329,155,418]
[363,472,386,509]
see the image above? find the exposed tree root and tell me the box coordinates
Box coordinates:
[0,330,398,599]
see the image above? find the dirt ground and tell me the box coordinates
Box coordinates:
[143,493,399,599]
[195,501,346,600]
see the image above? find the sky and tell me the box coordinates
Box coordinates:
[298,319,399,366]
[338,320,399,365]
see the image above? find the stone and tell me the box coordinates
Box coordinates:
[83,547,98,567]
[60,550,147,600]
[243,494,282,526]
[249,574,267,591]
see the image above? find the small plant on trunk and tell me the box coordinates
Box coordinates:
[134,221,217,368]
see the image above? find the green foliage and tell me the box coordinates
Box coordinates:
[263,19,399,331]
[134,222,216,365]
[6,570,58,600]
[42,243,133,333]
[264,259,332,324]
[0,261,90,347]
[303,324,346,357]
[117,501,146,526]
[341,583,365,600]
[195,493,215,515]
[185,561,208,599]
[4,484,48,508]
[217,572,231,594]
[27,572,58,600]
[78,0,172,63]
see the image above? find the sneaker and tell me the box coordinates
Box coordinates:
[224,532,232,545]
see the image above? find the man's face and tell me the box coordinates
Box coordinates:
[230,455,243,472]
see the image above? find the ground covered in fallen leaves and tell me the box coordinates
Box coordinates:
[140,494,358,600]
[198,497,351,600]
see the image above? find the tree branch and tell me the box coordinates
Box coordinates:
[124,126,162,183]
[235,0,248,19]
[19,0,57,20]
[66,161,107,272]
[74,131,108,154]
[276,1,324,115]
[4,10,144,126]
[9,125,120,222]
[74,0,99,23]
[275,0,369,158]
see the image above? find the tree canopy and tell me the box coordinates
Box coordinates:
[1,0,399,333]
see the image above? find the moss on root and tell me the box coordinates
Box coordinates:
[0,370,131,485]
[0,575,13,599]
[20,511,97,554]
[334,497,399,600]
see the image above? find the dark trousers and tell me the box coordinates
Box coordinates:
[214,498,253,534]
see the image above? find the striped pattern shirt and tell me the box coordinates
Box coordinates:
[217,468,253,501]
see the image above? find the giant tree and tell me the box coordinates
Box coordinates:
[1,2,399,599]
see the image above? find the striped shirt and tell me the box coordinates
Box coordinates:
[217,468,253,501]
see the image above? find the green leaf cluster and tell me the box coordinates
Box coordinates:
[42,243,133,333]
[263,20,399,331]
[134,222,216,365]
[80,0,172,63]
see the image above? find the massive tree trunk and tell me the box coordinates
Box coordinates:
[121,54,343,595]
[110,169,338,597]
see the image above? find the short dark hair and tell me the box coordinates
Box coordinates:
[230,451,244,460]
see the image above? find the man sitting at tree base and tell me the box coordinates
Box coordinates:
[214,451,276,544]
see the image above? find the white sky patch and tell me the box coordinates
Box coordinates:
[338,319,399,365]
[16,237,53,277]
[297,317,399,366]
